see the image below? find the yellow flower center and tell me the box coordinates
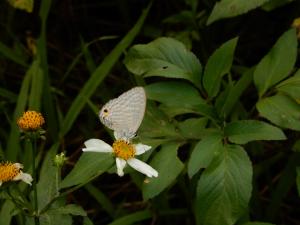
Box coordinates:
[112,140,135,160]
[17,110,45,131]
[0,162,20,182]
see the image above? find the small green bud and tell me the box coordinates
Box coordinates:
[54,152,67,167]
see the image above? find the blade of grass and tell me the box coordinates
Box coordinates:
[37,0,59,140]
[0,41,27,67]
[84,183,115,217]
[28,58,44,110]
[0,87,17,102]
[6,71,31,160]
[58,2,152,139]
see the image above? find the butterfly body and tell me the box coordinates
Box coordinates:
[99,87,146,140]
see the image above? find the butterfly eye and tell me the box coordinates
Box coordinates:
[103,108,109,116]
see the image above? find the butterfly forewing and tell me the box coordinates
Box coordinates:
[99,87,146,138]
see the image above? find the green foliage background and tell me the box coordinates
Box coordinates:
[1,0,300,225]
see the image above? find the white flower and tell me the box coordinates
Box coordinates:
[82,138,158,178]
[0,162,33,186]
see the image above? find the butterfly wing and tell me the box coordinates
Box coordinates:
[99,87,146,139]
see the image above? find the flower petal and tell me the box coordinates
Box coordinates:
[135,144,152,155]
[116,158,127,177]
[127,158,158,178]
[82,139,113,153]
[13,172,33,185]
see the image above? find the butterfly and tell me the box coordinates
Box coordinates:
[99,87,146,140]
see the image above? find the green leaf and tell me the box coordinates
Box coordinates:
[37,144,60,210]
[178,117,208,139]
[59,4,151,139]
[142,143,184,199]
[225,120,286,144]
[262,0,294,11]
[6,69,31,160]
[196,145,252,225]
[207,0,270,24]
[139,105,180,139]
[145,81,205,106]
[84,184,114,217]
[83,217,95,225]
[0,200,16,225]
[0,41,27,66]
[28,57,44,110]
[256,94,300,131]
[188,133,223,178]
[124,37,202,87]
[276,69,300,101]
[254,29,297,97]
[160,103,219,121]
[47,204,87,216]
[220,68,253,117]
[39,213,72,225]
[203,37,238,98]
[60,152,114,189]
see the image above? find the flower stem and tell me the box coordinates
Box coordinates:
[31,135,40,225]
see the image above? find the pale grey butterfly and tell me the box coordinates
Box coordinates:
[99,87,146,140]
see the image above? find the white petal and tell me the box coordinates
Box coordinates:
[14,163,23,169]
[13,172,33,185]
[116,158,127,177]
[135,144,152,155]
[127,158,158,178]
[82,139,112,153]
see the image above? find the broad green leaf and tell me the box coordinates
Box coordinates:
[196,145,252,225]
[83,217,94,225]
[262,0,294,11]
[124,37,202,87]
[225,120,286,144]
[160,103,219,121]
[276,69,300,101]
[256,94,300,131]
[178,117,208,139]
[203,37,238,98]
[143,143,184,199]
[47,204,87,216]
[207,0,270,24]
[145,81,205,106]
[243,222,275,225]
[188,133,223,178]
[40,213,72,225]
[139,105,180,139]
[220,68,253,117]
[37,143,60,210]
[296,167,300,197]
[0,200,15,225]
[108,210,152,225]
[59,4,151,139]
[254,29,297,97]
[60,152,114,189]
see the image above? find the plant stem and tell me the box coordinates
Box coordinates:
[31,135,40,225]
